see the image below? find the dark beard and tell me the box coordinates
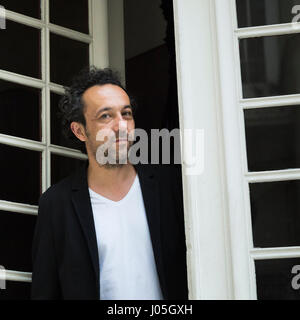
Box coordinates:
[95,141,133,169]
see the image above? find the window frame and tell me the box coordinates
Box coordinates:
[173,0,300,299]
[232,0,300,299]
[0,0,111,285]
[227,0,300,299]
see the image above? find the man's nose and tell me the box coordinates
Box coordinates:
[112,114,127,133]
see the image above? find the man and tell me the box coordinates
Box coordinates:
[31,67,188,300]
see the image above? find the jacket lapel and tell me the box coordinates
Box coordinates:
[71,161,100,293]
[134,164,167,299]
[70,161,167,299]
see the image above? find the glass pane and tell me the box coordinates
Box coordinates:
[250,180,300,248]
[51,154,84,185]
[50,92,70,148]
[1,0,41,19]
[236,0,298,28]
[0,20,41,79]
[0,281,31,300]
[50,0,89,34]
[255,258,300,300]
[50,33,89,86]
[0,144,41,205]
[245,106,300,172]
[239,34,300,98]
[0,80,41,141]
[0,211,36,272]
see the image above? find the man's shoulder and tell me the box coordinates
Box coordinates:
[39,172,76,205]
[135,163,182,181]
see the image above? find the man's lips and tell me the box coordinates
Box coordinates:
[115,139,128,142]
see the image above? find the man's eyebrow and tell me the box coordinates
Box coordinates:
[95,105,132,118]
[95,107,112,117]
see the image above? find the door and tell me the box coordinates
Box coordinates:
[234,0,300,300]
[173,0,300,299]
[216,0,300,299]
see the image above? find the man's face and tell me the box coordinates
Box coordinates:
[81,84,135,166]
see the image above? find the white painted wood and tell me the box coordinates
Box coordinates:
[41,0,46,22]
[0,200,38,216]
[45,88,51,189]
[0,270,32,283]
[90,0,109,68]
[41,88,46,145]
[0,1,111,284]
[0,0,100,197]
[214,0,253,299]
[46,148,51,190]
[0,70,44,88]
[5,10,43,29]
[45,87,51,148]
[108,0,126,83]
[0,134,45,152]
[49,145,88,160]
[251,247,300,260]
[48,83,65,94]
[236,22,300,39]
[5,10,92,43]
[241,94,300,109]
[246,169,300,183]
[173,0,234,300]
[48,23,92,43]
[172,0,300,300]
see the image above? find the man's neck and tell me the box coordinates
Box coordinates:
[87,156,136,192]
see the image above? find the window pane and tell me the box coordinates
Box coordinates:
[1,0,41,19]
[236,0,297,28]
[0,144,41,205]
[240,34,300,98]
[50,92,70,148]
[244,106,300,172]
[50,33,89,86]
[250,180,300,248]
[0,281,31,300]
[255,258,300,300]
[50,0,89,34]
[0,20,41,79]
[51,154,84,185]
[0,80,41,141]
[0,211,36,272]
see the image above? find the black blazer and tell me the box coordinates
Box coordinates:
[31,161,188,300]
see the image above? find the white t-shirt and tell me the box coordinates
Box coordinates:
[88,174,163,300]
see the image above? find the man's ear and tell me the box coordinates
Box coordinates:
[70,122,87,142]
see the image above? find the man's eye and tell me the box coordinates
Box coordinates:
[122,111,132,117]
[100,114,110,119]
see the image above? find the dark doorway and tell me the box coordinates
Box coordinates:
[124,0,180,136]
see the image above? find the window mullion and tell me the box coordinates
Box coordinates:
[43,0,50,190]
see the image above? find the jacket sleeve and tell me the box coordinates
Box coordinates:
[31,194,61,299]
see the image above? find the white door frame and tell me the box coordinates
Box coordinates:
[173,0,235,300]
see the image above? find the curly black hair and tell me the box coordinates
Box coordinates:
[58,66,137,154]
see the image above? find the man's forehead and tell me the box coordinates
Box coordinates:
[82,84,130,114]
[83,84,129,102]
